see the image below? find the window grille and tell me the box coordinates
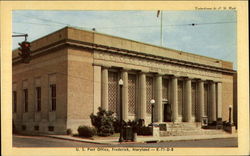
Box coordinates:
[108,71,118,113]
[146,76,153,114]
[207,84,211,118]
[191,82,197,117]
[128,74,136,114]
[162,79,169,99]
[178,80,183,116]
[204,84,208,116]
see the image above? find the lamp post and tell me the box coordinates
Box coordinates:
[150,99,155,124]
[229,105,232,124]
[118,78,124,142]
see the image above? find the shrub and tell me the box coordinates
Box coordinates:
[90,107,116,136]
[66,129,72,135]
[99,125,114,136]
[77,126,96,138]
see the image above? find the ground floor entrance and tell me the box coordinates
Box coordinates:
[163,102,172,122]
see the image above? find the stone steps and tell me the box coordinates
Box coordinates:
[160,130,226,136]
[160,122,227,136]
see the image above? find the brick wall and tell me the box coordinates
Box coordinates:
[221,74,234,121]
[66,47,94,132]
[13,48,68,134]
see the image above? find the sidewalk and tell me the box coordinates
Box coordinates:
[45,132,238,145]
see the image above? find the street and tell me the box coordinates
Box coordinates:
[13,135,238,147]
[13,135,100,147]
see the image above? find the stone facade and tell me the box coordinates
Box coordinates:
[12,27,236,134]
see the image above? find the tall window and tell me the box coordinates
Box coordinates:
[108,71,118,113]
[191,82,197,118]
[178,80,183,116]
[36,87,41,112]
[204,84,208,116]
[146,76,153,114]
[162,79,169,100]
[13,91,17,113]
[50,84,56,111]
[23,89,28,112]
[128,74,136,115]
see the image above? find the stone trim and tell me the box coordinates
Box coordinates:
[13,38,236,74]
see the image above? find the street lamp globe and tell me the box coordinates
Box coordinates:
[150,99,155,104]
[119,79,124,86]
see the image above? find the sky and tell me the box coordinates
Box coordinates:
[12,10,237,69]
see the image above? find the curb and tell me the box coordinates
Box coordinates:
[44,135,110,145]
[44,133,237,145]
[138,134,238,143]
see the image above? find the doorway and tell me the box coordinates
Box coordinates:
[163,102,172,122]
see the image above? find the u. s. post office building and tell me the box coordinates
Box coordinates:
[12,27,237,134]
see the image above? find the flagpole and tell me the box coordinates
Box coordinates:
[161,11,163,46]
[157,10,163,46]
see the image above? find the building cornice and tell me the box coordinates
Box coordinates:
[13,38,236,75]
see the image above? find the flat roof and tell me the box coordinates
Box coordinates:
[13,26,234,70]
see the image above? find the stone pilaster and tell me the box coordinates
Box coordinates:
[197,80,204,122]
[121,70,128,121]
[155,74,163,122]
[101,67,108,110]
[139,72,146,120]
[171,76,178,122]
[93,65,101,114]
[184,78,192,122]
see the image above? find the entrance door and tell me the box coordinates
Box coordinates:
[164,103,172,122]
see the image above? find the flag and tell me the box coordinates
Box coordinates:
[157,10,160,18]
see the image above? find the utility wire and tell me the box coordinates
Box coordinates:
[13,21,63,27]
[97,21,236,29]
[15,12,70,26]
[13,20,236,30]
[14,13,90,30]
[189,21,236,26]
[13,32,27,35]
[13,13,236,62]
[14,12,236,30]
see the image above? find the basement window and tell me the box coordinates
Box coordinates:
[34,125,39,131]
[22,125,26,131]
[48,126,54,131]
